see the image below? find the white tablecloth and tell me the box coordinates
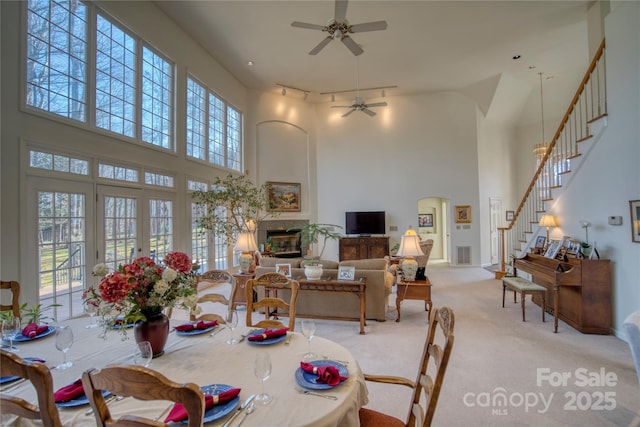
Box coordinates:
[1,317,368,426]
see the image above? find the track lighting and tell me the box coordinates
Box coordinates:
[303,92,308,100]
[276,83,310,100]
[331,94,335,102]
[381,89,385,98]
[282,88,286,96]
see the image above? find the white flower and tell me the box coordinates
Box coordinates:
[184,294,198,309]
[191,306,202,316]
[92,263,109,277]
[162,268,177,282]
[154,279,169,295]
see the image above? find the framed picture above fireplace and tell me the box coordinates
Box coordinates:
[267,182,301,212]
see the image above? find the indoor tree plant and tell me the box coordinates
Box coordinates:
[290,223,342,279]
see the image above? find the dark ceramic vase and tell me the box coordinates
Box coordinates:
[134,310,169,357]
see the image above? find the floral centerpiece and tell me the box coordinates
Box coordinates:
[84,252,198,338]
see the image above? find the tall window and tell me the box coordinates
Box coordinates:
[186,76,243,172]
[26,0,87,121]
[141,48,173,148]
[149,199,173,261]
[95,14,136,137]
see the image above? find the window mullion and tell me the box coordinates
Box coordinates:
[87,3,97,128]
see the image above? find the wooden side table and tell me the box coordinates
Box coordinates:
[396,278,432,322]
[231,273,255,313]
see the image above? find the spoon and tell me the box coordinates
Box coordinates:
[303,390,338,400]
[236,402,255,426]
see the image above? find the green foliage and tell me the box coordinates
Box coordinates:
[191,174,277,242]
[0,302,59,324]
[291,223,343,260]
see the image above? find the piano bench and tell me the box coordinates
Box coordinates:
[502,277,546,323]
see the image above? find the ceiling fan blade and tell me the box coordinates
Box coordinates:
[341,35,364,56]
[309,36,333,55]
[342,108,356,117]
[331,105,353,108]
[366,102,388,108]
[361,108,377,116]
[350,21,388,33]
[335,0,348,23]
[291,21,326,31]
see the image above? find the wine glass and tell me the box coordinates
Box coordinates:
[301,319,316,361]
[226,310,239,345]
[133,341,153,367]
[85,302,99,329]
[55,325,74,369]
[254,352,273,405]
[2,317,21,353]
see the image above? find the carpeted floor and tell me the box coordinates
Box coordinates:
[189,265,640,427]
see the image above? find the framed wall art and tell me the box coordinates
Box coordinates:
[631,200,640,243]
[455,205,472,223]
[506,210,515,222]
[534,235,546,249]
[418,213,434,228]
[266,182,301,212]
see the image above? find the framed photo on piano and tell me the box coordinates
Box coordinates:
[544,240,561,259]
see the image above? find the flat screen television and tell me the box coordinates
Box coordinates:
[345,211,386,236]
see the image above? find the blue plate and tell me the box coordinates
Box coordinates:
[112,316,135,330]
[175,322,217,336]
[0,357,46,383]
[2,326,56,343]
[294,360,348,390]
[181,384,239,424]
[55,389,111,408]
[246,328,287,346]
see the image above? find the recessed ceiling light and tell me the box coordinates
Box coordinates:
[247,61,254,66]
[512,54,521,60]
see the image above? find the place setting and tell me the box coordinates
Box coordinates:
[173,320,219,336]
[2,317,56,352]
[245,327,289,345]
[164,383,242,424]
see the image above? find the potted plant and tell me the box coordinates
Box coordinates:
[289,223,342,279]
[580,221,593,257]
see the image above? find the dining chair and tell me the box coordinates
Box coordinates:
[196,269,237,322]
[189,293,230,324]
[1,280,21,318]
[82,364,205,427]
[246,272,299,332]
[0,349,62,427]
[358,306,455,427]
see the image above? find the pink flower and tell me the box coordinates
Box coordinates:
[98,272,130,304]
[163,252,193,274]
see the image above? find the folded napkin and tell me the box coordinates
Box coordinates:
[21,323,48,339]
[54,379,85,402]
[247,327,288,342]
[300,362,348,387]
[174,320,218,332]
[164,387,241,422]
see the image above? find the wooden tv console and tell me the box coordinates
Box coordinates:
[339,237,389,261]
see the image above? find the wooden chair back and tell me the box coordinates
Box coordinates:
[197,270,236,322]
[189,293,229,324]
[1,280,21,318]
[246,272,299,332]
[0,349,62,427]
[359,306,455,427]
[82,365,204,427]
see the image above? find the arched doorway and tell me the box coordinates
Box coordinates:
[417,197,450,264]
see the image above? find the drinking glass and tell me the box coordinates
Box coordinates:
[226,310,239,345]
[55,325,74,369]
[85,303,99,329]
[301,319,316,361]
[133,341,153,367]
[2,317,21,353]
[254,352,272,405]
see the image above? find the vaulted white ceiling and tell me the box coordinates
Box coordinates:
[155,0,592,126]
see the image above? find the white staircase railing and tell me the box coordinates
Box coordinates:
[498,39,607,273]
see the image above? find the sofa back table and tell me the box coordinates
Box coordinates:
[396,278,432,322]
[295,277,367,334]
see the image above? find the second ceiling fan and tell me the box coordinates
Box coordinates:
[291,0,387,56]
[330,58,388,117]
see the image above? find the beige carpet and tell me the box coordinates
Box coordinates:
[187,266,640,427]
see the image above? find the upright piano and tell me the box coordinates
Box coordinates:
[513,253,611,334]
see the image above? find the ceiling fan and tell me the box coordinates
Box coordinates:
[330,59,388,117]
[291,0,387,56]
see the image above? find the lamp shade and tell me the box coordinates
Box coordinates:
[234,232,258,253]
[396,227,424,257]
[538,214,557,228]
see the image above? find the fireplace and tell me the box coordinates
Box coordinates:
[258,220,308,258]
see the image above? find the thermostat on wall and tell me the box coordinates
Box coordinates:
[608,216,623,225]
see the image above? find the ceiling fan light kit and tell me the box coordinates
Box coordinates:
[291,0,387,56]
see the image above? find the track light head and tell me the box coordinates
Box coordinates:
[282,88,286,96]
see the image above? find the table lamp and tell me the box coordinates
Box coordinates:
[396,226,424,282]
[235,232,258,274]
[538,214,557,242]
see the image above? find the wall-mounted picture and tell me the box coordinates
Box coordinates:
[418,213,434,228]
[506,210,515,221]
[275,263,291,277]
[266,182,301,212]
[630,200,640,243]
[455,205,472,223]
[534,235,546,249]
[338,265,356,281]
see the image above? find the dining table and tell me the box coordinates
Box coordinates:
[0,316,369,426]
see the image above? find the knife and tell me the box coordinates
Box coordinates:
[221,394,255,427]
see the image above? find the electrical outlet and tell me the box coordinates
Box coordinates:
[608,216,622,225]
[389,225,398,231]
